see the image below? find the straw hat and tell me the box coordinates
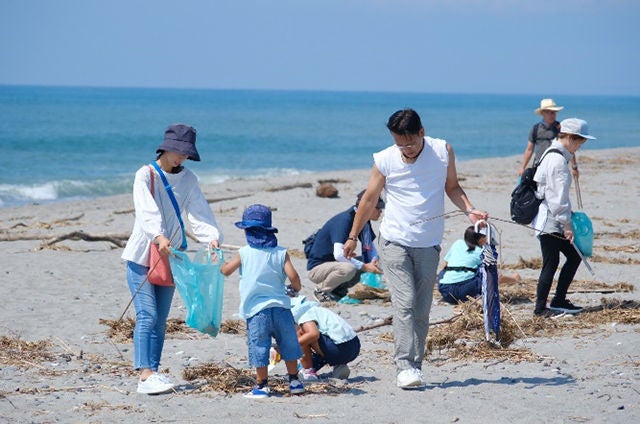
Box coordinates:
[534,98,564,115]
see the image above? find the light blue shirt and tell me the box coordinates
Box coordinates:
[439,239,482,285]
[296,304,356,344]
[238,245,291,319]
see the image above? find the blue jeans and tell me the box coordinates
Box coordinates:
[379,236,440,372]
[246,307,302,368]
[126,261,175,371]
[312,334,361,371]
[437,269,482,304]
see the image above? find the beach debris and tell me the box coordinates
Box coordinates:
[498,278,633,305]
[265,182,313,192]
[0,335,56,368]
[317,178,350,184]
[37,231,129,249]
[348,283,390,301]
[99,317,196,343]
[501,257,542,270]
[220,319,247,335]
[182,362,350,395]
[315,183,339,198]
[590,254,640,265]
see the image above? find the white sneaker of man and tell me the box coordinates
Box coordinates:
[396,368,425,389]
[137,373,175,395]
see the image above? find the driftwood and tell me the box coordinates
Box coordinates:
[356,316,393,332]
[41,231,129,248]
[318,178,350,184]
[205,193,252,204]
[265,183,313,192]
[355,313,463,333]
[1,214,85,231]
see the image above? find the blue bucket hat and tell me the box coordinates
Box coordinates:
[235,204,278,232]
[156,123,201,161]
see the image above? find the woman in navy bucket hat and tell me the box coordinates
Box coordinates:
[122,123,222,394]
[156,123,201,162]
[222,204,305,399]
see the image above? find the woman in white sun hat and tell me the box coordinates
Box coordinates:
[519,98,579,178]
[531,118,595,317]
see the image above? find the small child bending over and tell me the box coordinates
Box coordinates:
[290,295,361,381]
[221,204,304,399]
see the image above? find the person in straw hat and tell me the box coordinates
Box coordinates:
[519,98,579,178]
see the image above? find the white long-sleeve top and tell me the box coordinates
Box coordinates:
[531,140,573,235]
[121,165,223,266]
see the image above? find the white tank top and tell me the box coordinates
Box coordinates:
[374,136,449,248]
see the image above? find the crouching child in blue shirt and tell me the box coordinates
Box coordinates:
[221,204,304,399]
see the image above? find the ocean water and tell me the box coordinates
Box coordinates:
[1,85,638,207]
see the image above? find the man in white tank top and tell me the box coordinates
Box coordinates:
[343,109,487,389]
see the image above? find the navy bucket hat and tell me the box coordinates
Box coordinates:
[156,123,201,161]
[235,204,278,233]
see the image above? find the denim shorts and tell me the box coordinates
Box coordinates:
[246,307,302,367]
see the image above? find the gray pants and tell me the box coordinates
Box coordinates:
[379,236,440,372]
[307,261,360,295]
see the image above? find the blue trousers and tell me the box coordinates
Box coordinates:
[437,269,482,304]
[126,261,175,371]
[312,335,361,371]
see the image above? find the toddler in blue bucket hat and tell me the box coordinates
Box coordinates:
[221,204,305,398]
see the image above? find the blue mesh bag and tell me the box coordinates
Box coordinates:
[169,248,225,337]
[571,211,593,257]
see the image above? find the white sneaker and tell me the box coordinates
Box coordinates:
[299,368,319,381]
[137,373,175,395]
[413,368,426,387]
[396,368,424,389]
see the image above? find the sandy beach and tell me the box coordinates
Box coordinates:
[1,147,639,423]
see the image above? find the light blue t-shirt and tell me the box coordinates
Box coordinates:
[439,239,482,285]
[238,245,291,319]
[297,305,356,344]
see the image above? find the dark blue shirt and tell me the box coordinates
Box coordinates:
[306,208,376,270]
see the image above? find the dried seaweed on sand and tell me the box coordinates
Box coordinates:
[220,319,247,335]
[502,257,542,270]
[183,362,349,395]
[99,317,194,343]
[0,335,56,368]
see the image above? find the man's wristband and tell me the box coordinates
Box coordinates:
[347,235,357,242]
[465,206,475,216]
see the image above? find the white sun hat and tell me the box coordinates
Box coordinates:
[560,118,596,140]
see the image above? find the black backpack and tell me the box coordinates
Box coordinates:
[510,149,562,225]
[302,230,319,259]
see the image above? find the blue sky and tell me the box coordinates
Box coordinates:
[1,0,638,95]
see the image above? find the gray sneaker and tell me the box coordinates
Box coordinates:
[313,289,339,303]
[332,364,350,379]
